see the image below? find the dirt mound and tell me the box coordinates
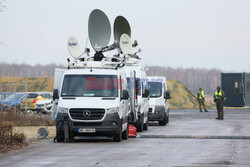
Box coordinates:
[0,76,53,92]
[167,80,214,109]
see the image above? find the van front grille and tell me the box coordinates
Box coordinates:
[69,108,105,121]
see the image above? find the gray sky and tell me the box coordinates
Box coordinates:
[0,0,250,72]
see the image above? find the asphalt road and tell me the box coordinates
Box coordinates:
[1,109,250,167]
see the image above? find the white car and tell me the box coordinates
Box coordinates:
[36,99,53,114]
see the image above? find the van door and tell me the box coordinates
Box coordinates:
[52,68,66,120]
[120,74,129,129]
[129,71,137,123]
[141,78,149,123]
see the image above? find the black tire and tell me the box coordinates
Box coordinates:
[114,122,122,142]
[137,114,144,132]
[143,117,149,130]
[159,114,167,126]
[122,122,129,140]
[166,115,169,123]
[56,121,65,142]
[114,130,122,142]
[55,130,64,142]
[56,137,64,142]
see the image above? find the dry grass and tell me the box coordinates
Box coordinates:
[0,121,26,154]
[0,111,54,126]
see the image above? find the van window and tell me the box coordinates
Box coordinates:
[61,75,118,97]
[148,82,162,98]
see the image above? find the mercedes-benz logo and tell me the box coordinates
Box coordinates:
[83,110,91,119]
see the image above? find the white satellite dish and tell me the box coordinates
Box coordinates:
[88,9,111,52]
[68,36,80,59]
[114,16,131,43]
[120,34,132,55]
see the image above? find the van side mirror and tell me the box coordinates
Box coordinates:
[121,90,129,100]
[53,89,59,101]
[164,90,171,99]
[143,89,150,98]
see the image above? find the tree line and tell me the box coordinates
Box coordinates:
[146,66,221,94]
[0,62,221,94]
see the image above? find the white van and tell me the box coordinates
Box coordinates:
[147,76,170,126]
[123,64,149,132]
[52,62,130,142]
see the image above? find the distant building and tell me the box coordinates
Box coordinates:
[221,73,250,107]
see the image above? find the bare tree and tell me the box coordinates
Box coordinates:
[146,65,221,94]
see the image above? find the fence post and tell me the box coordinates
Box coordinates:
[13,86,16,112]
[25,84,27,112]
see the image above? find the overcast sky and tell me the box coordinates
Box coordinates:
[0,0,250,72]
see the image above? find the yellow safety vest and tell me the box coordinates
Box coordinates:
[214,90,222,99]
[198,91,205,100]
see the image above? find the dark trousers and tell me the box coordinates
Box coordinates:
[216,102,224,119]
[198,100,207,112]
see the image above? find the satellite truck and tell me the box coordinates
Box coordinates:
[147,76,170,125]
[52,9,146,142]
[113,16,150,132]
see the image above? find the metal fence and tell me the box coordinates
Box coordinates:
[0,84,28,112]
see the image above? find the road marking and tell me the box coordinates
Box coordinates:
[139,135,250,140]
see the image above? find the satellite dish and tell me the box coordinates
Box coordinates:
[37,128,48,139]
[68,36,80,59]
[88,9,111,52]
[114,16,131,43]
[120,34,132,55]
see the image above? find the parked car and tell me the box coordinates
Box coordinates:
[20,92,52,111]
[0,93,26,111]
[0,92,14,102]
[36,99,53,114]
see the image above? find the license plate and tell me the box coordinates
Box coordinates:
[78,128,96,133]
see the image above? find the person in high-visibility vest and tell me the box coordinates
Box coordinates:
[214,86,225,120]
[197,88,208,112]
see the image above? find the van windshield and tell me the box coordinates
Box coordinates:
[148,82,162,98]
[61,75,119,97]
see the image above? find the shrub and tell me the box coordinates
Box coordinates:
[0,121,26,153]
[0,111,54,126]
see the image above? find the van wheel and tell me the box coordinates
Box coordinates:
[166,115,169,123]
[55,130,64,142]
[114,122,122,142]
[137,115,144,132]
[159,115,167,126]
[143,117,149,130]
[122,122,129,140]
[114,130,122,142]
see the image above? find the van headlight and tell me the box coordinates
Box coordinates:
[57,106,68,113]
[107,107,119,114]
